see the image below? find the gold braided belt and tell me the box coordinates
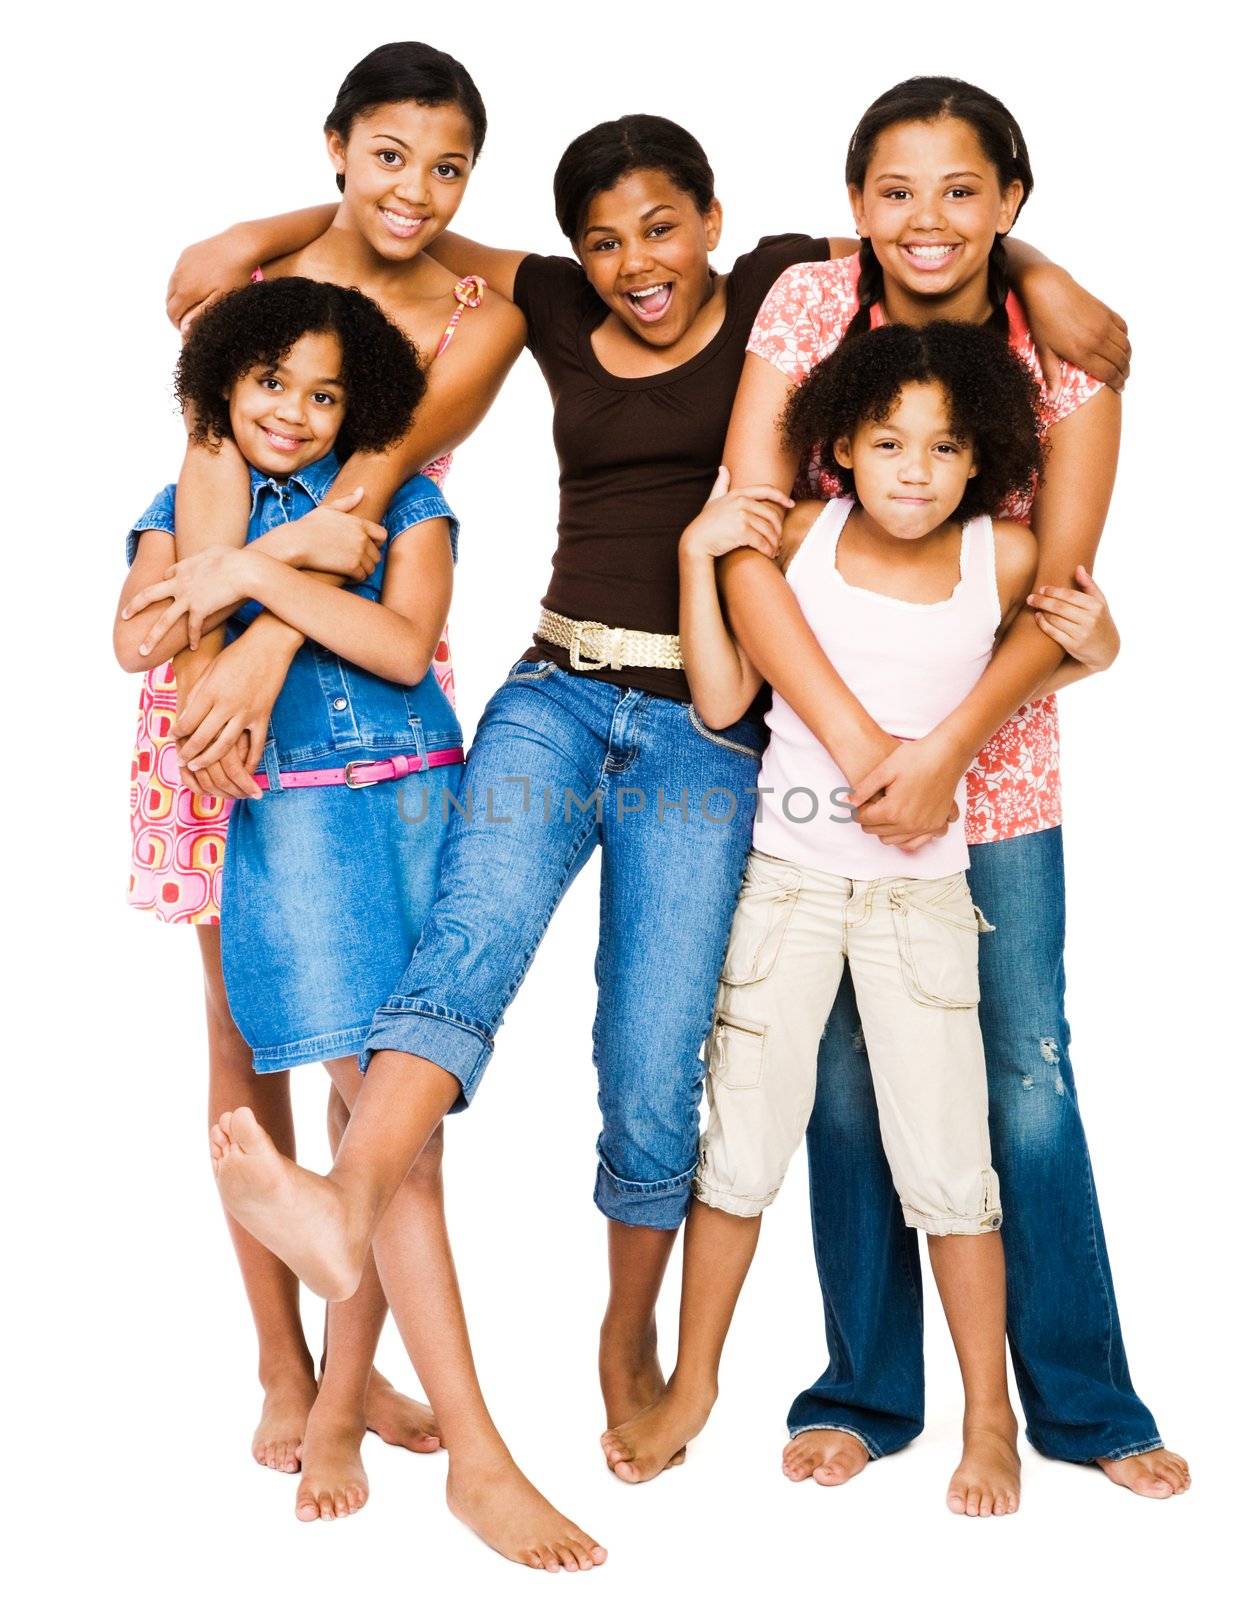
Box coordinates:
[535,607,684,673]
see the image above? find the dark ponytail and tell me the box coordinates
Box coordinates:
[553,114,715,242]
[843,76,1032,338]
[324,42,487,192]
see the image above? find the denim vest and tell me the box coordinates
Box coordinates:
[129,452,462,772]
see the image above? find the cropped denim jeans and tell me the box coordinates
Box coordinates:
[364,658,764,1229]
[789,825,1163,1464]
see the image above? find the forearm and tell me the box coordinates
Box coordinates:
[1003,237,1053,278]
[940,389,1121,761]
[426,232,528,302]
[228,205,337,264]
[679,548,760,727]
[937,615,1065,768]
[173,438,251,660]
[721,550,893,783]
[722,354,800,494]
[246,554,437,685]
[121,524,328,670]
[1037,656,1100,696]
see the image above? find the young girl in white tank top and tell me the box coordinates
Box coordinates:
[604,323,1060,1514]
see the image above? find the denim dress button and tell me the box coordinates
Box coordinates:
[333,697,348,711]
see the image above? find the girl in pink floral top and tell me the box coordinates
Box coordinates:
[645,77,1187,1502]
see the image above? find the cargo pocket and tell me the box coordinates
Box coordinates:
[890,875,983,1009]
[720,855,801,986]
[708,1014,766,1090]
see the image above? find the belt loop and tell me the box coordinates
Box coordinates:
[261,737,281,795]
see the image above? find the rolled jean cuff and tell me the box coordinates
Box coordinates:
[787,1421,883,1462]
[901,1203,1004,1237]
[361,1001,494,1111]
[594,1157,696,1230]
[1091,1437,1167,1464]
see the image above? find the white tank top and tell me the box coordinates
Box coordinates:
[753,497,1001,880]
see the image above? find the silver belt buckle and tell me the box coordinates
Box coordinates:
[344,760,381,788]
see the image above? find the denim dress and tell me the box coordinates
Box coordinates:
[129,454,464,1070]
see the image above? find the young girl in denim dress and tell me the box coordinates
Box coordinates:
[123,276,462,1060]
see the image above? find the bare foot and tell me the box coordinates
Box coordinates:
[364,1371,441,1454]
[782,1429,871,1487]
[601,1385,714,1483]
[1097,1448,1191,1498]
[599,1325,686,1468]
[447,1452,607,1572]
[295,1404,369,1522]
[948,1416,1021,1516]
[210,1107,366,1302]
[252,1366,318,1473]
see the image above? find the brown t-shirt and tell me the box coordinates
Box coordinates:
[513,233,831,700]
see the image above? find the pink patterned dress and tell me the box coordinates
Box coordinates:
[745,255,1102,845]
[127,274,485,925]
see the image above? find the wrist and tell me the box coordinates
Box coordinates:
[237,547,278,602]
[924,718,979,774]
[243,610,303,663]
[678,535,715,568]
[256,523,302,566]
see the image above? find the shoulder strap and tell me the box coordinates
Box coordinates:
[964,514,1003,631]
[434,274,487,360]
[786,496,853,587]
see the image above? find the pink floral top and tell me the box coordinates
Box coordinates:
[746,254,1102,845]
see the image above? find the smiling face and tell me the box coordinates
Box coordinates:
[577,168,722,347]
[327,100,475,261]
[833,380,978,540]
[227,330,346,477]
[849,116,1023,320]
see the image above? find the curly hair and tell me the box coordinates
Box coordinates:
[175,277,426,462]
[782,321,1046,519]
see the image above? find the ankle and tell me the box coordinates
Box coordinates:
[308,1395,367,1434]
[598,1318,659,1369]
[963,1398,1016,1435]
[666,1368,718,1411]
[258,1353,316,1392]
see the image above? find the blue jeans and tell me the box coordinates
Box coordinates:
[364,658,763,1229]
[790,825,1163,1463]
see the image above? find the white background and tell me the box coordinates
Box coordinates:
[7,2,1242,1594]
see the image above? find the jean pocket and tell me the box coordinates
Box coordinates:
[708,1013,766,1089]
[505,657,558,685]
[687,705,763,761]
[720,855,800,985]
[889,875,982,1009]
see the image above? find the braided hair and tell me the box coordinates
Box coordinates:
[843,77,1032,342]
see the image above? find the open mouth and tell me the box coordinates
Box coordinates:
[261,426,307,454]
[625,282,674,322]
[380,207,428,240]
[900,243,960,271]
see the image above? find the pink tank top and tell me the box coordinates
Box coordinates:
[753,498,1001,880]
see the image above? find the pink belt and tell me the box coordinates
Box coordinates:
[253,747,465,792]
